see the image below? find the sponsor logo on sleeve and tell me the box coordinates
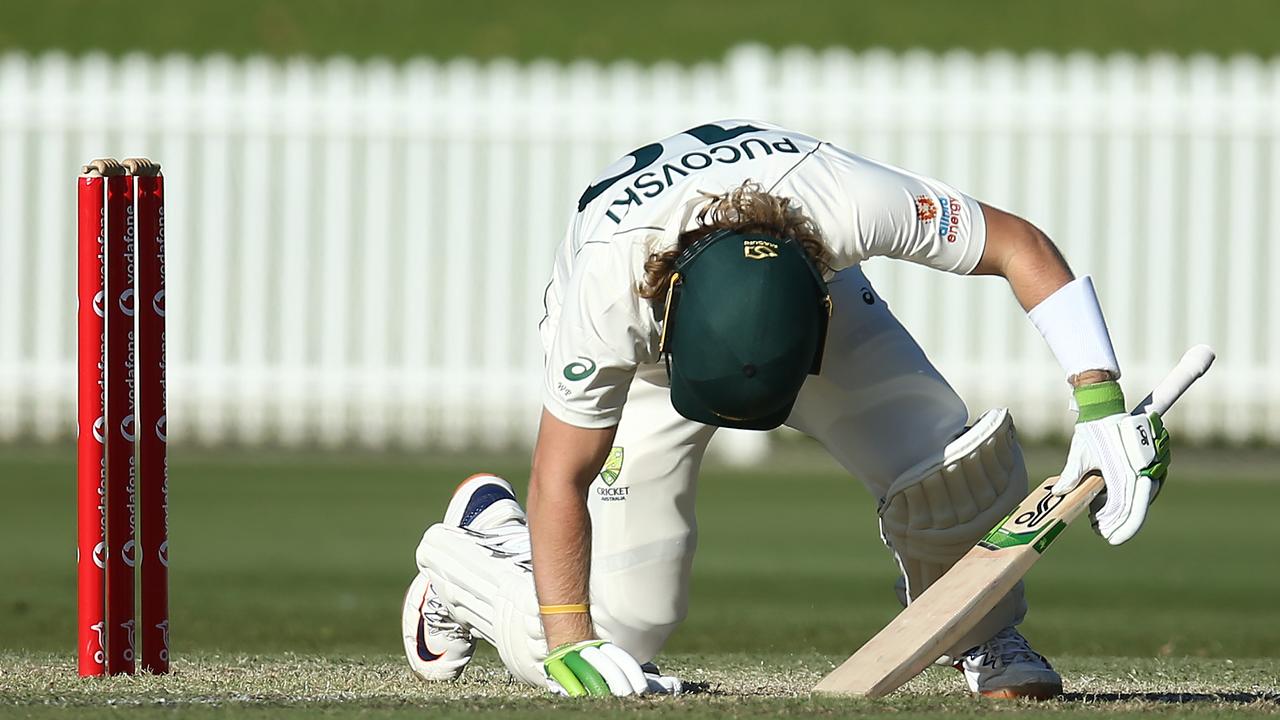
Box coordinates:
[563,357,597,381]
[915,195,938,222]
[937,196,964,244]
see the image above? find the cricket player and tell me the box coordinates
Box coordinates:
[401,120,1171,699]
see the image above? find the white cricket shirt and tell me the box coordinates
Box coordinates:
[541,119,986,429]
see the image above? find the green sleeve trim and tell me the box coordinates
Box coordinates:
[545,658,586,697]
[1074,380,1125,422]
[562,651,610,696]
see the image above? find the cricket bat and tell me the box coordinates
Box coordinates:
[813,344,1216,698]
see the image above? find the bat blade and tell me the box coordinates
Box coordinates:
[813,345,1214,698]
[812,475,1101,697]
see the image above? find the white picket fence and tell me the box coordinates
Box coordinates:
[1,46,1278,457]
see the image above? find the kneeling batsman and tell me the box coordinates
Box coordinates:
[398,120,1174,698]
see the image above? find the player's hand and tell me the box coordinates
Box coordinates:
[543,640,678,697]
[1051,381,1171,546]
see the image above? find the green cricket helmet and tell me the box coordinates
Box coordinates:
[658,229,832,430]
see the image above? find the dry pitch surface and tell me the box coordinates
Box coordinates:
[3,652,1278,719]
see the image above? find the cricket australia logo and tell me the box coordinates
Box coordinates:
[596,447,628,502]
[743,240,779,260]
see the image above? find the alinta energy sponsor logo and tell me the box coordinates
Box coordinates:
[596,447,628,502]
[937,196,964,244]
[915,195,938,222]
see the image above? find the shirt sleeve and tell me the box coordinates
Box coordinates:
[542,242,648,429]
[817,146,987,274]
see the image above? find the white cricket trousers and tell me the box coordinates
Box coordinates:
[421,265,1027,685]
[584,266,1027,661]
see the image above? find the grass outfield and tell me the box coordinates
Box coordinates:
[3,653,1278,718]
[3,0,1280,62]
[1,444,1277,717]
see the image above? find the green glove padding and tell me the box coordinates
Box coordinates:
[544,640,610,697]
[1142,412,1172,499]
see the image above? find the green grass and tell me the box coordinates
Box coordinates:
[1,444,1277,717]
[2,652,1278,719]
[2,0,1280,62]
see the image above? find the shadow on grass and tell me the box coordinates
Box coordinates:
[1064,692,1280,705]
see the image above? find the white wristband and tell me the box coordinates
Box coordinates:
[1028,275,1121,379]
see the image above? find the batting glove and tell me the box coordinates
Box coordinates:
[1052,380,1172,546]
[543,640,679,697]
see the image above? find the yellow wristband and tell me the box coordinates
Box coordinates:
[539,603,590,615]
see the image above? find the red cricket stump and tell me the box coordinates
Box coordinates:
[76,171,108,678]
[78,157,169,677]
[130,160,170,674]
[104,169,136,675]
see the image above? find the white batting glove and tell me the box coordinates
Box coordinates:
[1052,381,1172,546]
[543,640,680,697]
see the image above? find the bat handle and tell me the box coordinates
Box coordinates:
[1131,344,1215,417]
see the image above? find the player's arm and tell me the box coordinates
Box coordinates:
[969,202,1171,545]
[527,411,663,697]
[527,409,615,649]
[528,242,670,696]
[968,203,1074,316]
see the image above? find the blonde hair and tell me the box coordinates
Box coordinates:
[638,181,831,300]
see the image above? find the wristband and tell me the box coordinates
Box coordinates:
[539,603,590,615]
[1073,380,1125,422]
[1028,275,1121,379]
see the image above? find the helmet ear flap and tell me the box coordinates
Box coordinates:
[774,234,832,377]
[658,272,682,356]
[811,295,832,375]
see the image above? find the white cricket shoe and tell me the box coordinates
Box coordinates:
[402,473,529,681]
[957,627,1063,699]
[401,571,475,681]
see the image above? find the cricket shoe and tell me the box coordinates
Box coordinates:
[403,473,529,680]
[401,571,475,681]
[957,626,1063,700]
[443,473,532,568]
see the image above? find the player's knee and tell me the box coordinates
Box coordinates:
[879,408,1029,594]
[592,602,683,663]
[590,565,690,662]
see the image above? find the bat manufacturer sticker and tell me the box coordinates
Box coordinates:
[1011,484,1064,530]
[978,485,1069,552]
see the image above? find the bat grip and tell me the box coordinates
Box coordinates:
[1131,345,1215,417]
